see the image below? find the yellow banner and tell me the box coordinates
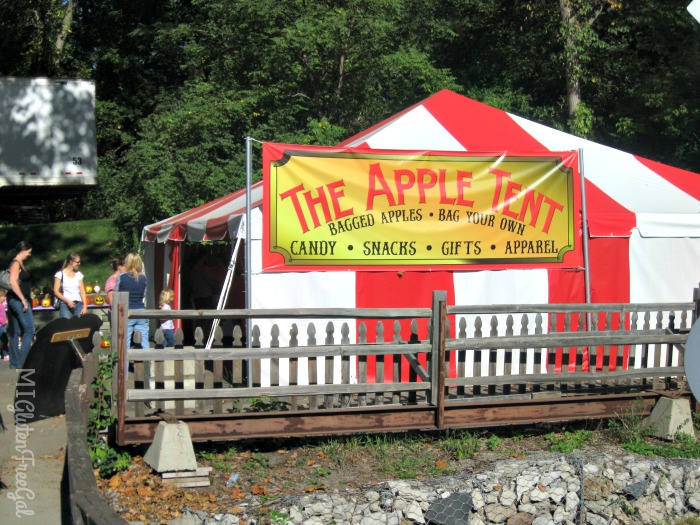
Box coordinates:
[263,145,579,270]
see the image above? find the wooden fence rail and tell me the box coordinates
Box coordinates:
[111,291,696,445]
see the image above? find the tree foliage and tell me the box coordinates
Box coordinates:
[0,0,698,250]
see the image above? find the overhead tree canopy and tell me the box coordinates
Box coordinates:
[0,0,697,250]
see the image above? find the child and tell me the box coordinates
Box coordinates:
[0,290,8,361]
[159,289,176,347]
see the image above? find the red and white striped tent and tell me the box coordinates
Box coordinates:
[143,90,700,354]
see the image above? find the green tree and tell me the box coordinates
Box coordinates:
[588,0,700,170]
[0,1,77,76]
[2,0,698,243]
[91,0,458,248]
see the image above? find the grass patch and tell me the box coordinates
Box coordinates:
[0,219,121,288]
[621,435,700,458]
[607,398,700,459]
[544,429,594,453]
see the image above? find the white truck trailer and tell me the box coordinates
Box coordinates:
[0,77,97,190]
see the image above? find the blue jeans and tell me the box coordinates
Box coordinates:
[162,328,176,347]
[127,318,150,349]
[125,317,149,381]
[7,297,35,369]
[58,300,83,319]
[0,325,8,356]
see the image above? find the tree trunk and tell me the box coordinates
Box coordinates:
[54,0,74,71]
[559,0,581,120]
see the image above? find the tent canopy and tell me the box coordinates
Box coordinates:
[143,183,263,243]
[143,89,700,328]
[143,90,700,244]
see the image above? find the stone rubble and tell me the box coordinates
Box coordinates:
[130,452,700,525]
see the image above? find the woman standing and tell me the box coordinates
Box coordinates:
[7,241,35,369]
[115,252,149,349]
[53,252,88,318]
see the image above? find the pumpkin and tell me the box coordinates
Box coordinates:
[85,285,94,294]
[100,339,111,348]
[41,296,52,307]
[85,296,92,305]
[93,295,105,306]
[32,298,39,308]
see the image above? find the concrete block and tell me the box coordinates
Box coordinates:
[143,421,198,472]
[642,397,695,440]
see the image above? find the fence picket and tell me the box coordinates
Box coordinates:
[358,322,367,407]
[325,321,335,408]
[289,323,299,410]
[307,323,319,410]
[518,315,528,394]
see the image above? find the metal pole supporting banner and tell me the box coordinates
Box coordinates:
[245,136,253,387]
[578,148,593,328]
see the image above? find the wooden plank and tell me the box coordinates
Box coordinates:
[128,342,433,361]
[133,306,433,320]
[154,360,165,413]
[127,381,428,401]
[51,327,91,342]
[162,479,211,488]
[118,392,679,445]
[162,467,212,478]
[195,358,205,414]
[445,366,685,387]
[129,302,694,321]
[175,360,184,415]
[358,354,367,407]
[133,361,145,417]
[288,324,299,410]
[447,303,692,315]
[447,331,686,351]
[375,355,385,405]
[212,360,223,414]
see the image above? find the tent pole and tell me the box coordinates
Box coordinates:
[245,136,253,387]
[578,148,593,329]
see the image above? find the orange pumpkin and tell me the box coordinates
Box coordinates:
[100,339,111,348]
[93,295,105,306]
[32,298,39,308]
[41,297,52,307]
[85,296,92,305]
[85,285,94,294]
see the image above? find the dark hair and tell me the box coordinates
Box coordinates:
[7,240,32,261]
[110,256,125,272]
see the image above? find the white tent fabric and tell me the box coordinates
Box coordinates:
[143,90,700,352]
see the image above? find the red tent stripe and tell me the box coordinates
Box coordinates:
[584,181,637,237]
[421,90,547,152]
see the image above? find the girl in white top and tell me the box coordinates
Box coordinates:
[53,252,88,318]
[159,288,176,347]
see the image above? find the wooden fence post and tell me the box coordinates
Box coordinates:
[430,290,447,430]
[114,291,129,446]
